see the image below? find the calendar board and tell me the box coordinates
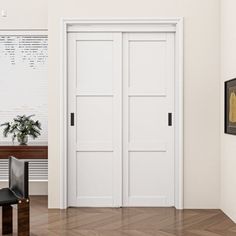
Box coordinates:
[0,32,48,143]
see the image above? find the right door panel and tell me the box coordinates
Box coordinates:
[123,33,175,206]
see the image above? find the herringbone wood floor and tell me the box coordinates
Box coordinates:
[1,196,236,236]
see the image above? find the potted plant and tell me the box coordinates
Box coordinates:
[0,115,42,145]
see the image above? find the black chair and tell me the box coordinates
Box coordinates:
[0,156,30,236]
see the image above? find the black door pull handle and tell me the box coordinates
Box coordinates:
[168,113,172,126]
[71,113,75,126]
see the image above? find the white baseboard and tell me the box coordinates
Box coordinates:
[0,181,48,195]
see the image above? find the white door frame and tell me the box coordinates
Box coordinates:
[60,18,184,209]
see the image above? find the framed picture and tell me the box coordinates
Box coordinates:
[225,78,236,135]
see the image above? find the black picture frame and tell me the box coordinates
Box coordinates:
[225,78,236,135]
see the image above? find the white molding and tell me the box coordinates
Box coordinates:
[60,20,68,209]
[60,18,184,209]
[67,25,176,33]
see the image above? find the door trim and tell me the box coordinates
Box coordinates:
[60,18,184,209]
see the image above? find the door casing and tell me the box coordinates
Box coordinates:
[59,18,184,209]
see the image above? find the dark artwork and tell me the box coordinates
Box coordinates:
[225,78,236,135]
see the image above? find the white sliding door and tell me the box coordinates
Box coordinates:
[122,33,175,206]
[68,31,175,207]
[68,33,122,207]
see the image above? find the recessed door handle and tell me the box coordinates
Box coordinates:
[70,113,75,126]
[168,113,172,126]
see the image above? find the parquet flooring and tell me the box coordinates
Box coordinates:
[1,196,236,235]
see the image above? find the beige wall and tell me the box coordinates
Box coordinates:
[220,0,236,223]
[0,0,47,29]
[0,182,48,195]
[48,0,221,208]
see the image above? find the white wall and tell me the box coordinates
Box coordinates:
[0,0,48,195]
[220,0,236,223]
[48,0,221,208]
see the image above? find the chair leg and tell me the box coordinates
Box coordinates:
[2,205,13,235]
[17,200,30,236]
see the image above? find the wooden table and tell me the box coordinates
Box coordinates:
[0,144,48,159]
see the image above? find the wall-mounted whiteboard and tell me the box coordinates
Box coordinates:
[0,31,48,143]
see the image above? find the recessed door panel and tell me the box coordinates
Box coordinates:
[76,152,113,202]
[76,40,113,94]
[129,39,167,95]
[129,152,170,197]
[76,97,113,147]
[129,97,167,143]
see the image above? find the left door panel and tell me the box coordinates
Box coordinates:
[68,33,122,207]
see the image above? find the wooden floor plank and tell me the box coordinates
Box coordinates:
[0,196,235,236]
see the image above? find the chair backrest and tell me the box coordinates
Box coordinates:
[9,156,29,199]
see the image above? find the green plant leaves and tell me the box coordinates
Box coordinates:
[0,114,42,143]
